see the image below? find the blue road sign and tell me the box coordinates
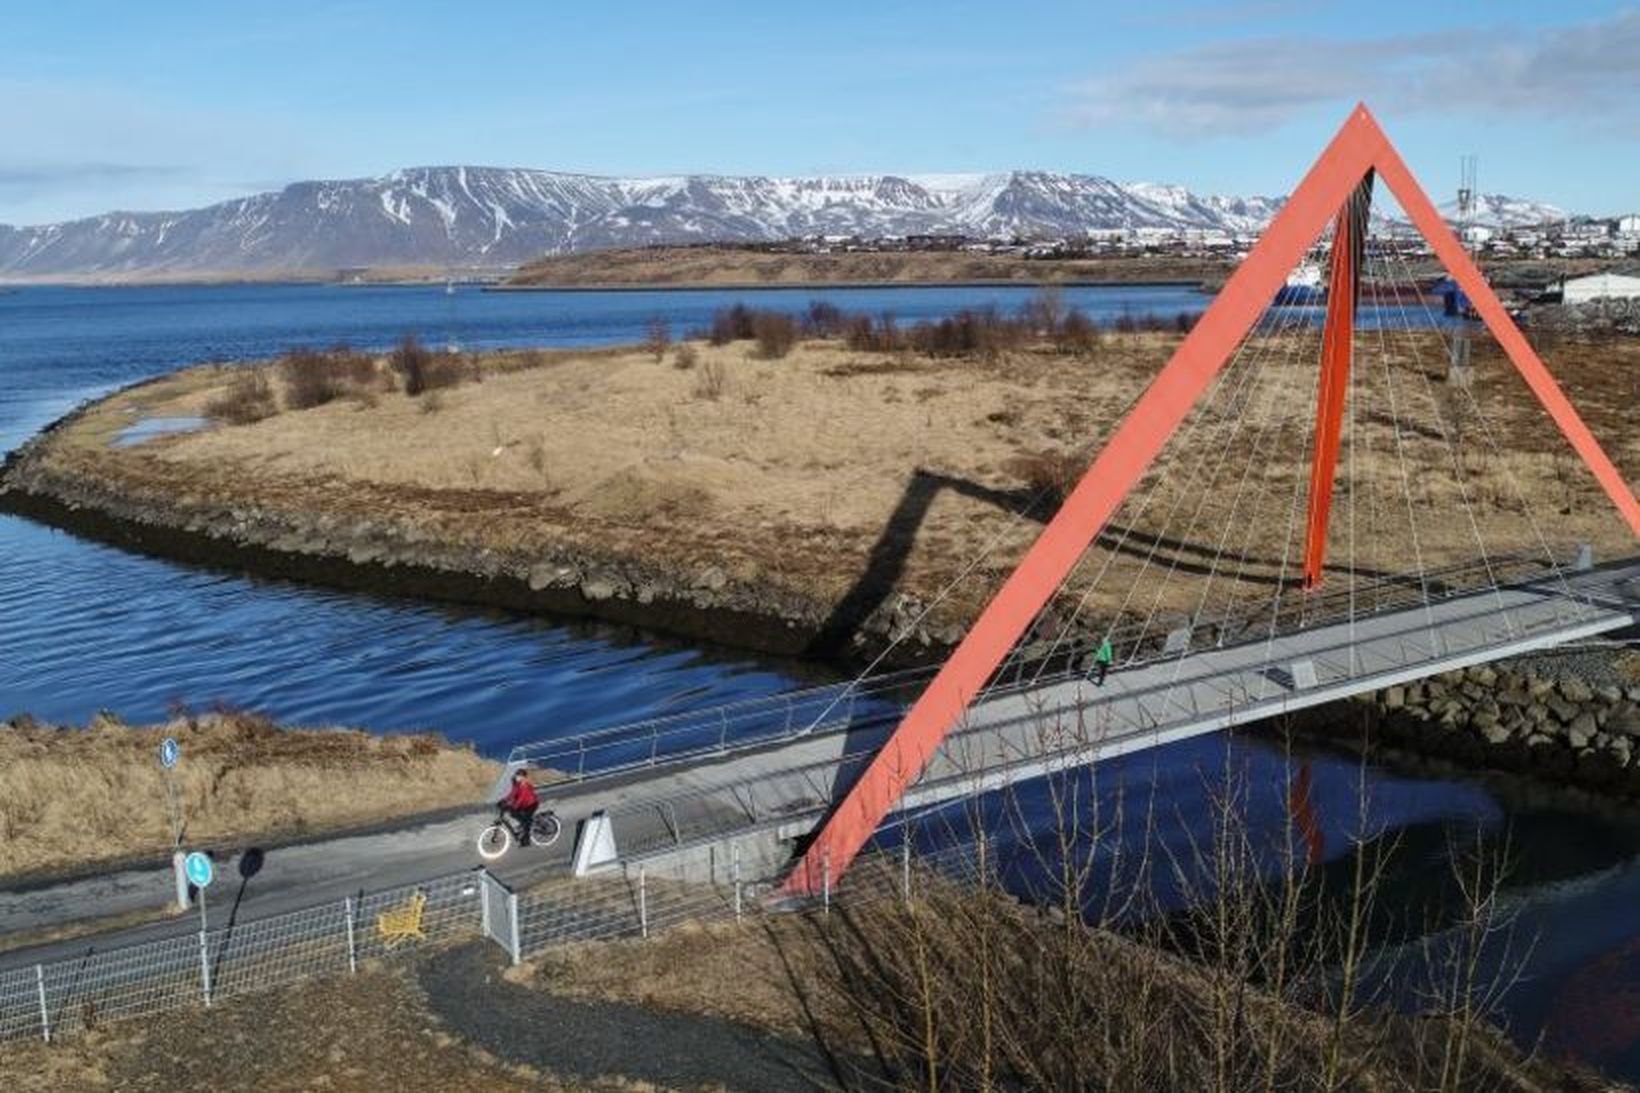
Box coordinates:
[159,737,180,769]
[184,851,214,889]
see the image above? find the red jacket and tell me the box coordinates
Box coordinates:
[503,779,538,810]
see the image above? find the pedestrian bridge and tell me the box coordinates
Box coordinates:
[500,556,1638,885]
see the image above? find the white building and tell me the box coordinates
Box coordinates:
[1561,272,1640,303]
[1617,214,1640,234]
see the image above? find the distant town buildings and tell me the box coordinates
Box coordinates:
[753,211,1640,264]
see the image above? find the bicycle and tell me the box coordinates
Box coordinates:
[476,806,562,860]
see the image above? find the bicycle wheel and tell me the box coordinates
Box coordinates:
[476,822,512,860]
[531,811,562,848]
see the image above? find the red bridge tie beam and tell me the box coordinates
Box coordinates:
[780,103,1640,898]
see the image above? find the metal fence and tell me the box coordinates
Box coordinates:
[0,869,480,1044]
[0,835,987,1048]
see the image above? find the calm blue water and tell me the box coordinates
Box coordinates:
[0,283,1633,1077]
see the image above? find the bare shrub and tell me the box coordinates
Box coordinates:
[205,368,278,425]
[785,741,1536,1093]
[279,348,353,409]
[908,309,1027,359]
[1054,309,1102,355]
[752,311,798,359]
[391,335,473,396]
[802,300,847,337]
[644,317,671,362]
[1010,448,1088,508]
[1020,284,1064,333]
[391,335,434,395]
[709,304,756,345]
[673,343,699,370]
[694,359,727,400]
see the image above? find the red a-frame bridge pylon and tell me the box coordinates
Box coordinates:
[782,103,1640,898]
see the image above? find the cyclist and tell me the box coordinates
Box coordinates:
[499,769,540,845]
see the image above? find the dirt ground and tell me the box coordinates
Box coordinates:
[19,327,1639,656]
[0,959,658,1092]
[0,711,497,880]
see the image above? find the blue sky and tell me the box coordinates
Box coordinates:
[3,1,1637,224]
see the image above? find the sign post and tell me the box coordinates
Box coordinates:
[183,849,215,1004]
[159,738,188,910]
[184,851,214,932]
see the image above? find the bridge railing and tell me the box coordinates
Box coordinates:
[594,551,1611,863]
[504,663,934,784]
[505,549,1583,792]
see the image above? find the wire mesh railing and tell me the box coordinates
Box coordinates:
[500,549,1592,801]
[0,869,481,1045]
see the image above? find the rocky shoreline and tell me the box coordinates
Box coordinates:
[1297,650,1640,799]
[0,393,958,668]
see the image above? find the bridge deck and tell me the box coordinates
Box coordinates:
[532,561,1637,880]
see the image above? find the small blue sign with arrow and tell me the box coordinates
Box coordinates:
[159,737,180,770]
[183,851,214,889]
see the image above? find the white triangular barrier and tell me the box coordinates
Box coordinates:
[572,810,619,876]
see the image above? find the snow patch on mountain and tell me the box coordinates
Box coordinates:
[0,166,1568,277]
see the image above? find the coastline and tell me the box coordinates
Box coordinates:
[0,382,950,667]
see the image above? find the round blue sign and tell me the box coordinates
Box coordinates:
[183,851,214,889]
[159,737,180,769]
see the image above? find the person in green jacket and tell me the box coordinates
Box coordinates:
[1094,636,1114,686]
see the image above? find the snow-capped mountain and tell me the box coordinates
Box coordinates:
[0,166,1562,277]
[1436,193,1567,229]
[0,167,1291,277]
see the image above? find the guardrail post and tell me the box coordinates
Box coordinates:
[35,964,49,1043]
[732,844,743,922]
[638,866,649,939]
[344,897,357,974]
[508,891,521,966]
[198,930,212,1007]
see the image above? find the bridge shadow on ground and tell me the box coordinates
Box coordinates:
[803,468,1399,662]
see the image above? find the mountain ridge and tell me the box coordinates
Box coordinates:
[0,166,1569,277]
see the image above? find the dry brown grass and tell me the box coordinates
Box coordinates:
[512,879,1601,1093]
[25,330,1638,652]
[508,915,834,1040]
[0,711,498,879]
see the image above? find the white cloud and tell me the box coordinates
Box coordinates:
[1068,11,1640,138]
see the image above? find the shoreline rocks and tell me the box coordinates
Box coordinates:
[0,397,958,671]
[1292,655,1640,799]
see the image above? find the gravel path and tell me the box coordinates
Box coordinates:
[418,942,858,1091]
[1500,638,1638,688]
